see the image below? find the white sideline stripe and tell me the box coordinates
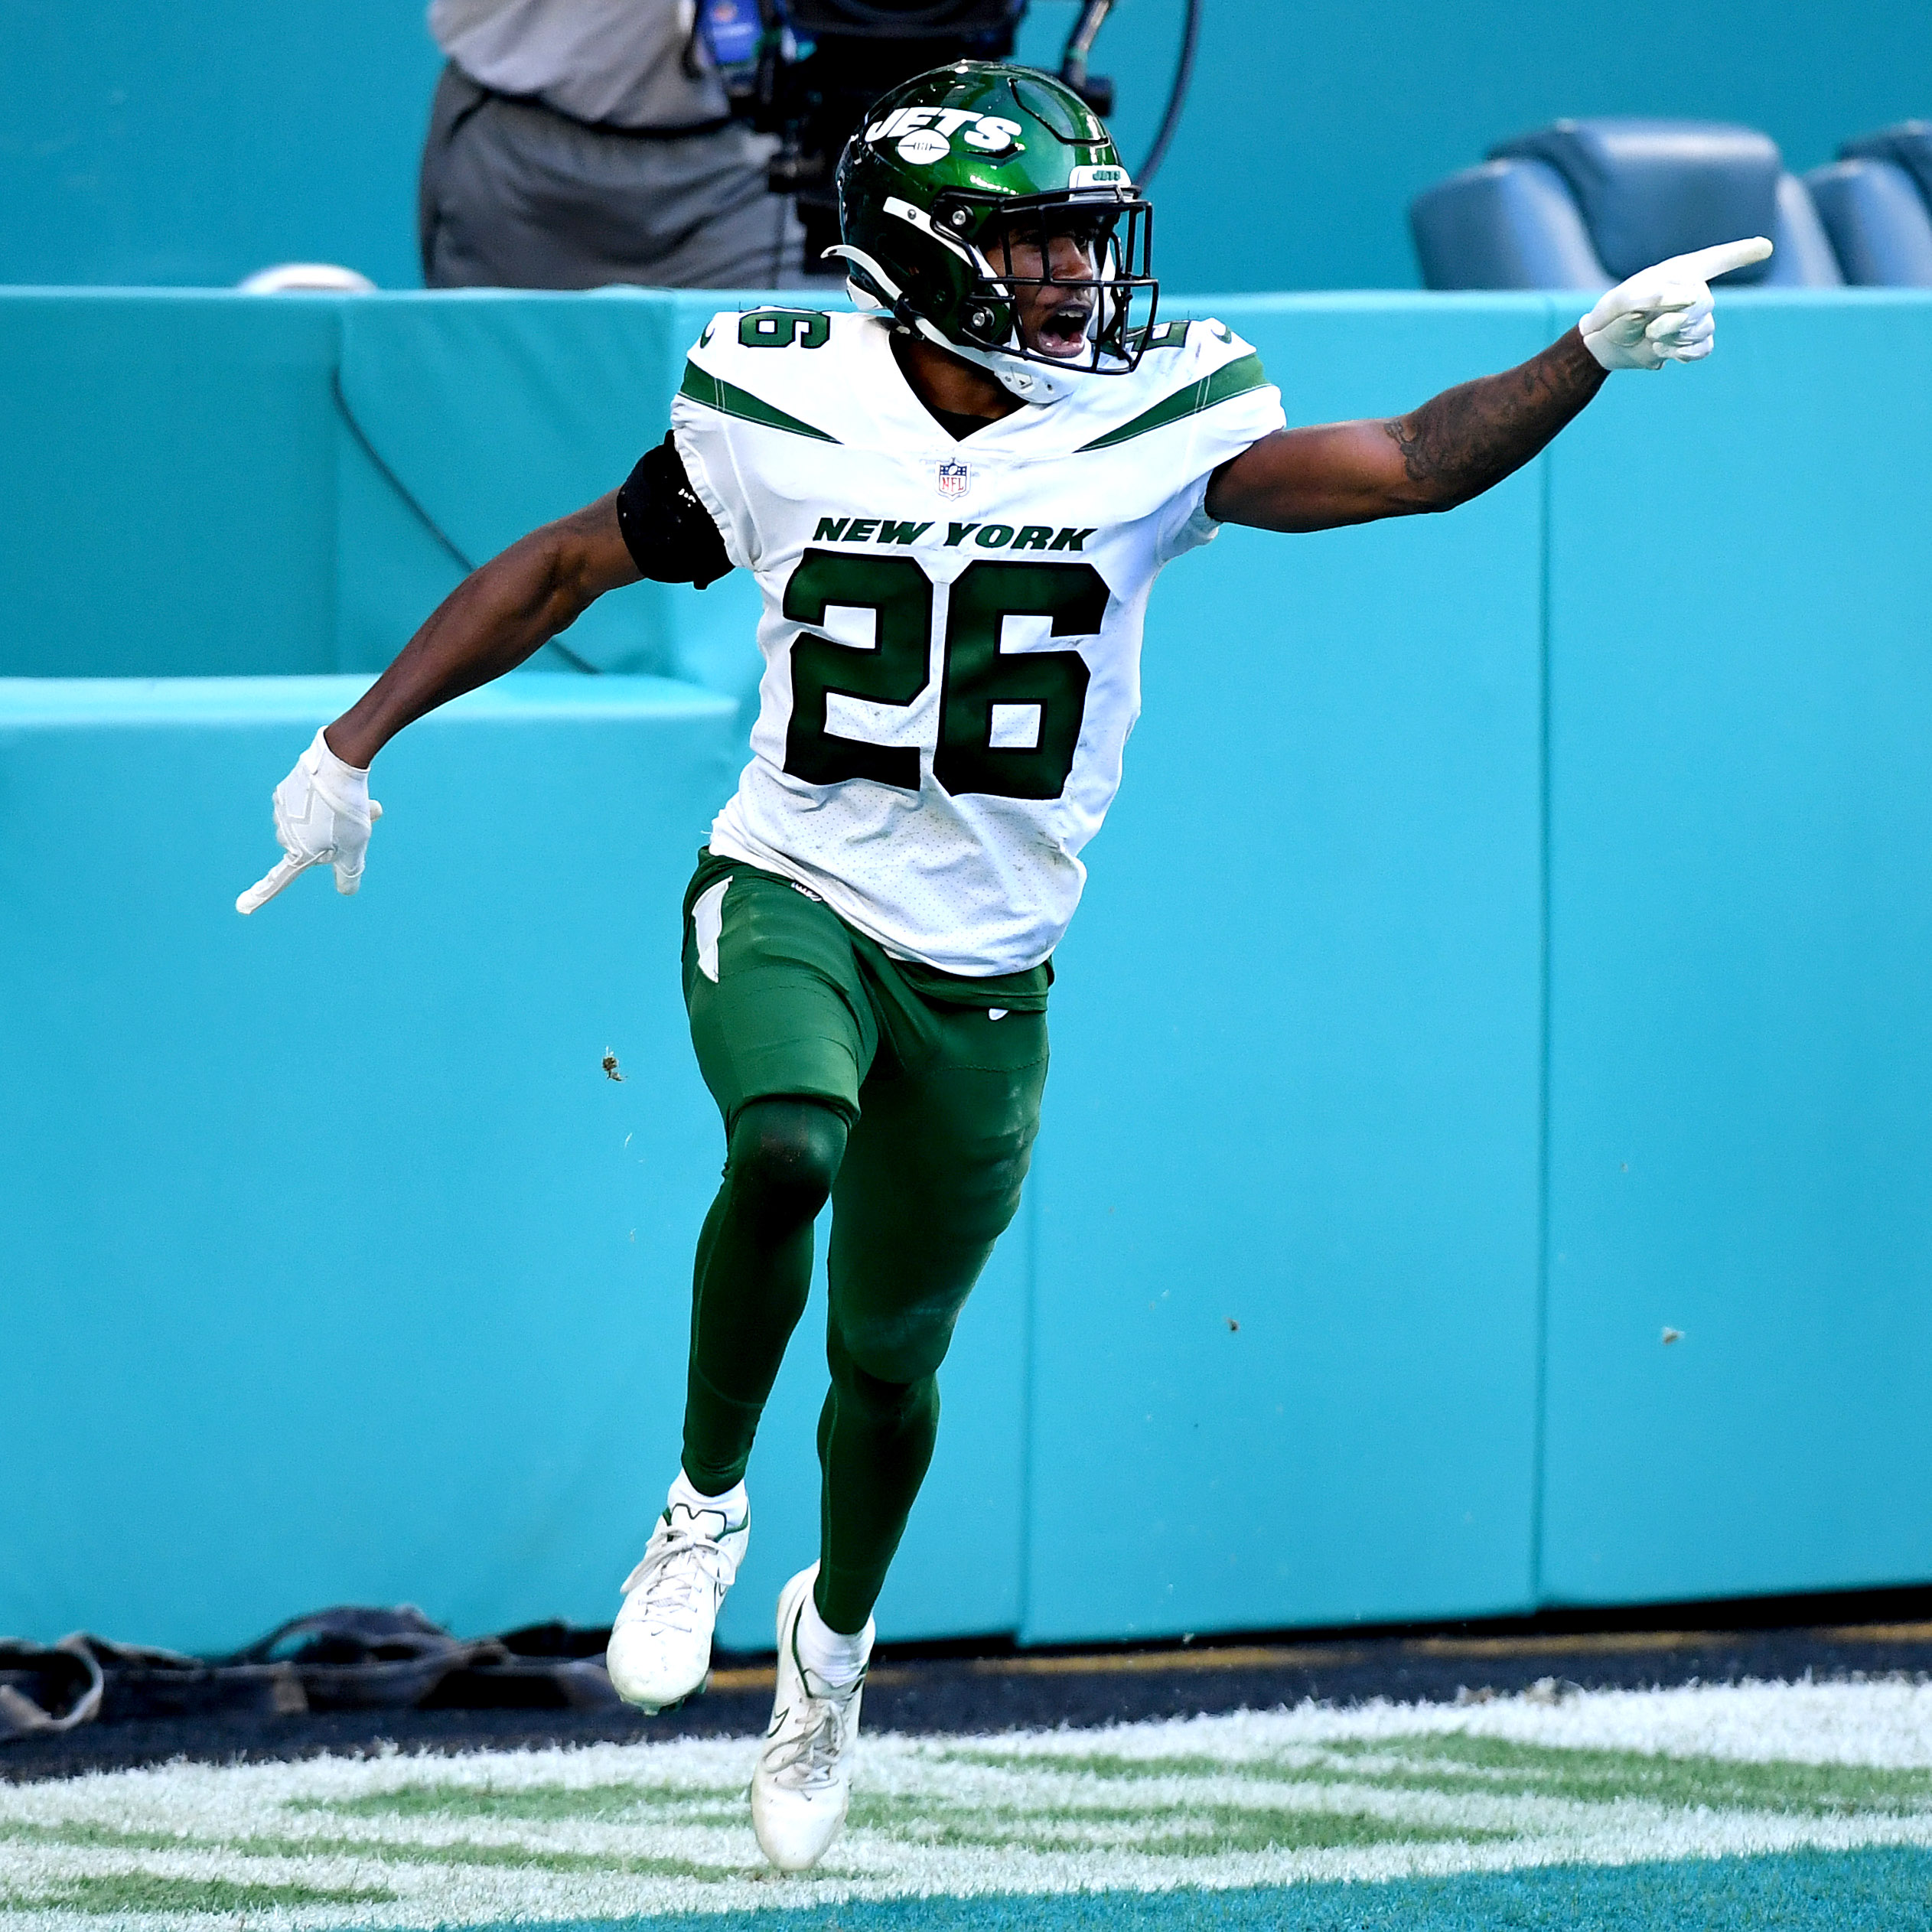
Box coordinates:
[3,1681,1931,1928]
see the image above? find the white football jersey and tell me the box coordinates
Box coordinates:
[673,307,1284,975]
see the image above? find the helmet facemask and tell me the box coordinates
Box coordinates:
[948,192,1157,378]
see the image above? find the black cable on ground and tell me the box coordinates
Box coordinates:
[11,1616,1932,1786]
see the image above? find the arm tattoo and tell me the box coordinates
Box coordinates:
[1384,328,1608,510]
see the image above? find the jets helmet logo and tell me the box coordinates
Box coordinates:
[866,107,1024,157]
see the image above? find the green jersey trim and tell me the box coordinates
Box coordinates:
[679,362,841,444]
[1073,352,1271,453]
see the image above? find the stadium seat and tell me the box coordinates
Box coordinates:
[1409,158,1609,292]
[1766,170,1846,287]
[1841,119,1932,207]
[1807,122,1932,285]
[1411,117,1840,290]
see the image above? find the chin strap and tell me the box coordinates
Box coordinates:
[824,243,1080,409]
[938,333,1083,406]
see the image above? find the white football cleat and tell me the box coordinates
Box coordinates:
[605,1490,748,1712]
[751,1565,870,1874]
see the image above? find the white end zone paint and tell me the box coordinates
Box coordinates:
[5,1682,1930,1928]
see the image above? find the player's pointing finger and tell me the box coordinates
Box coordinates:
[236,853,314,916]
[1673,236,1774,284]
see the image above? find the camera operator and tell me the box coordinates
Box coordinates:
[419,0,807,289]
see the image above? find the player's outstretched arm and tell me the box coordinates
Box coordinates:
[1205,236,1771,536]
[1205,326,1608,534]
[236,492,640,914]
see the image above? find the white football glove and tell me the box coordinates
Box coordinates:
[236,728,383,914]
[1580,236,1773,372]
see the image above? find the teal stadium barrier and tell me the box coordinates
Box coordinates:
[3,288,1930,1653]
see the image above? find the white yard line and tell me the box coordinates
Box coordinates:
[926,1678,1932,1769]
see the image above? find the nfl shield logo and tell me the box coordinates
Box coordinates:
[937,458,971,500]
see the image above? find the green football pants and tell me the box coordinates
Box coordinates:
[678,852,1048,1634]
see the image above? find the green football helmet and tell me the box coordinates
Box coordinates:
[831,60,1158,405]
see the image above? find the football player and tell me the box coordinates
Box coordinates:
[238,63,1768,1873]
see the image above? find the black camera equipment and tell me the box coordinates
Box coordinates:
[696,0,1199,277]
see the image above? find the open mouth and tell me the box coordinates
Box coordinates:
[1034,298,1094,357]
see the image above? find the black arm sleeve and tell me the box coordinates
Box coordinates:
[614,432,733,588]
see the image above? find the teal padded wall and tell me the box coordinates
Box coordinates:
[0,290,764,705]
[5,0,1929,291]
[0,672,1031,1657]
[0,295,342,678]
[334,291,766,710]
[0,675,739,1649]
[1019,297,1552,1643]
[1537,291,1932,1608]
[4,288,1932,1651]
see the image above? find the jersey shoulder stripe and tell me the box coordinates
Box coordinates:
[1074,350,1270,452]
[682,305,862,445]
[678,359,842,445]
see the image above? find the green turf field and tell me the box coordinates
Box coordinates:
[5,1681,1930,1930]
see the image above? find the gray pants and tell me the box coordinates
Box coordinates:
[419,64,806,289]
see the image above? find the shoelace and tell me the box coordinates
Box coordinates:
[621,1521,735,1634]
[766,1693,852,1791]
